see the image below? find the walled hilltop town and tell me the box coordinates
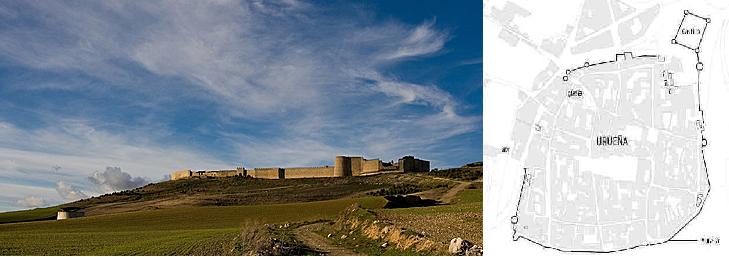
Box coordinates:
[171,155,430,180]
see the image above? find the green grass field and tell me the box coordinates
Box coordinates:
[381,189,482,215]
[0,206,59,224]
[0,174,453,225]
[0,197,386,255]
[0,170,482,255]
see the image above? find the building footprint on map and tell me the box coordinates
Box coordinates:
[510,52,710,252]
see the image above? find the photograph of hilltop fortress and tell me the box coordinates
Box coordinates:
[171,155,430,180]
[0,0,482,256]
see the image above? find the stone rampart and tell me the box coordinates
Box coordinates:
[283,166,335,178]
[170,155,429,180]
[362,159,383,174]
[251,168,282,179]
[171,170,192,180]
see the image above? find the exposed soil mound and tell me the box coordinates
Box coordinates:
[223,221,319,256]
[325,204,442,255]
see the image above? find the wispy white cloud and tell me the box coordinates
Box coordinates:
[0,183,57,211]
[0,1,456,116]
[0,120,229,174]
[379,20,448,60]
[0,118,231,208]
[373,80,455,108]
[0,1,480,211]
[16,196,46,208]
[236,138,345,167]
[55,181,87,202]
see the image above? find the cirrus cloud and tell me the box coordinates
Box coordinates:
[0,0,481,212]
[55,181,87,202]
[16,196,46,208]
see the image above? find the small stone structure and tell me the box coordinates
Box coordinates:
[57,208,84,220]
[171,168,245,180]
[170,155,429,180]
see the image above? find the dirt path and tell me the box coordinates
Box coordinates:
[438,181,471,204]
[405,174,473,203]
[294,223,361,256]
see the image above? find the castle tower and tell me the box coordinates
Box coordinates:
[334,156,352,177]
[236,166,246,177]
[398,156,430,172]
[349,156,363,176]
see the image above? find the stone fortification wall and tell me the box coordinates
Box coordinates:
[170,155,430,181]
[381,163,399,171]
[203,169,241,178]
[334,156,350,177]
[350,157,363,176]
[171,170,192,180]
[398,156,430,172]
[334,156,383,176]
[251,168,282,179]
[170,168,243,180]
[362,159,384,174]
[284,166,335,179]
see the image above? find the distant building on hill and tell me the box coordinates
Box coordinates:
[170,155,429,180]
[57,208,84,220]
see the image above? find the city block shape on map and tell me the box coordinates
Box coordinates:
[510,53,710,252]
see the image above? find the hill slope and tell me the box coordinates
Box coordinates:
[0,197,386,255]
[2,170,474,223]
[0,162,483,255]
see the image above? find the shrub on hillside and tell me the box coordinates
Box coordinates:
[367,184,422,196]
[429,167,482,181]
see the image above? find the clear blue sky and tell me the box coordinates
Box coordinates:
[0,0,482,211]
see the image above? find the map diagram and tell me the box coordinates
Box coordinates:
[485,0,728,256]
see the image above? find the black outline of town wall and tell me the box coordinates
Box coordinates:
[510,10,712,253]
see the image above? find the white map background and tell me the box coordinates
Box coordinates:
[484,0,729,256]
